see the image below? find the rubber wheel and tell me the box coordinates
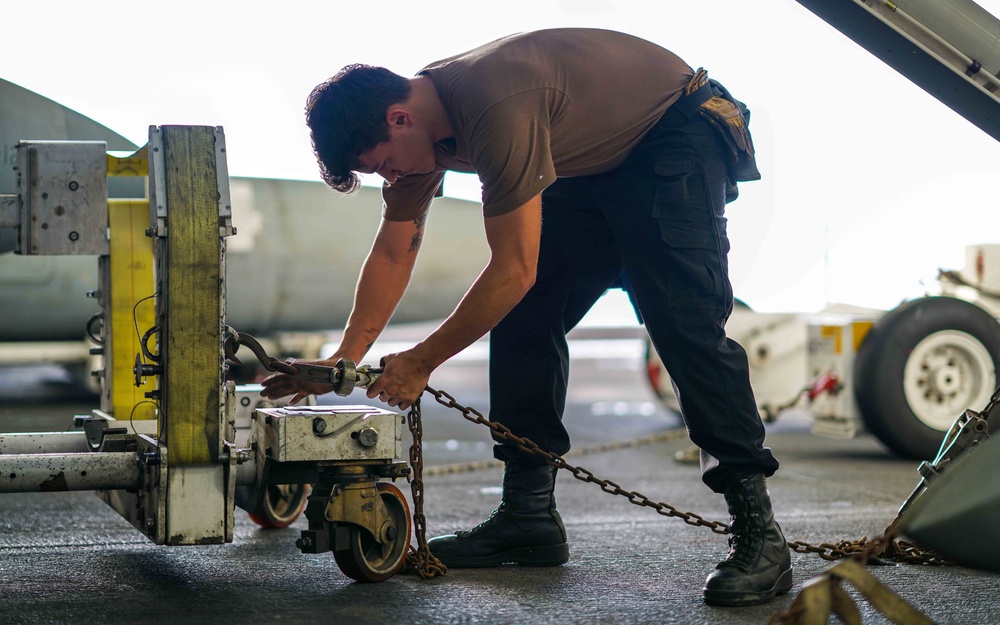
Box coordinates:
[854,296,1000,460]
[333,482,412,583]
[248,483,312,529]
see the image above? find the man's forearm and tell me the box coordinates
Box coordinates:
[337,256,411,361]
[336,216,426,362]
[412,261,534,371]
[360,196,541,410]
[410,196,542,372]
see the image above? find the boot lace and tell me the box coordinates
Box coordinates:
[718,491,764,570]
[457,503,508,537]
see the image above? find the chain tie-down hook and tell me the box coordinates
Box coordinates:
[223,326,381,395]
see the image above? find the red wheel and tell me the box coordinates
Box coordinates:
[333,482,412,583]
[248,483,311,529]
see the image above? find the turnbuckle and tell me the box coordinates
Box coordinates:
[223,326,381,396]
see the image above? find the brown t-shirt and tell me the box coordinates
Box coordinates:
[382,28,693,221]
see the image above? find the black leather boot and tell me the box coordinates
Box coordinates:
[427,462,569,567]
[703,474,793,606]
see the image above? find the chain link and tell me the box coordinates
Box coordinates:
[423,385,731,534]
[402,398,448,579]
[401,384,949,576]
[786,532,948,564]
[422,429,690,477]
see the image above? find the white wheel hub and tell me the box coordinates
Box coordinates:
[903,330,996,431]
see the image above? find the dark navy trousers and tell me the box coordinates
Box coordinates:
[487,109,779,493]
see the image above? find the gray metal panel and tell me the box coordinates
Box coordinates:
[255,405,403,463]
[797,0,1000,142]
[16,141,109,255]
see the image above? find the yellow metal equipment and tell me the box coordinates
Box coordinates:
[0,128,413,581]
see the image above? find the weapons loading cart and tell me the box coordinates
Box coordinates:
[0,127,414,583]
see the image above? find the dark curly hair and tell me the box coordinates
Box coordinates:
[305,64,412,193]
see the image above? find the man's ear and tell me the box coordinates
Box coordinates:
[386,108,411,128]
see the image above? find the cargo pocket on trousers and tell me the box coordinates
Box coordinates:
[652,160,693,220]
[658,221,724,309]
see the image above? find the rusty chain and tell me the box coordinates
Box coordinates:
[224,330,950,572]
[421,428,690,477]
[424,385,732,533]
[401,398,449,579]
[400,383,949,576]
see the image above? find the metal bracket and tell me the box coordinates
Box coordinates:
[324,481,397,546]
[148,127,167,237]
[214,126,235,238]
[74,413,128,452]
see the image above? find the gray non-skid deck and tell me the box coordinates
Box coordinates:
[1,340,995,625]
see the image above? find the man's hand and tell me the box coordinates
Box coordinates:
[259,357,338,404]
[366,350,432,410]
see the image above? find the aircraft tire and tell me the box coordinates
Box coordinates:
[854,296,1000,460]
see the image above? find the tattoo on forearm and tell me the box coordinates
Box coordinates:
[408,214,427,253]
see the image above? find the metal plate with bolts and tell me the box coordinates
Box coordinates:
[15,141,109,255]
[253,406,403,463]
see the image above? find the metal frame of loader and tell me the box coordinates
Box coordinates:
[0,128,413,582]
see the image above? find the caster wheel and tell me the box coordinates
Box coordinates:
[333,482,412,582]
[248,483,312,529]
